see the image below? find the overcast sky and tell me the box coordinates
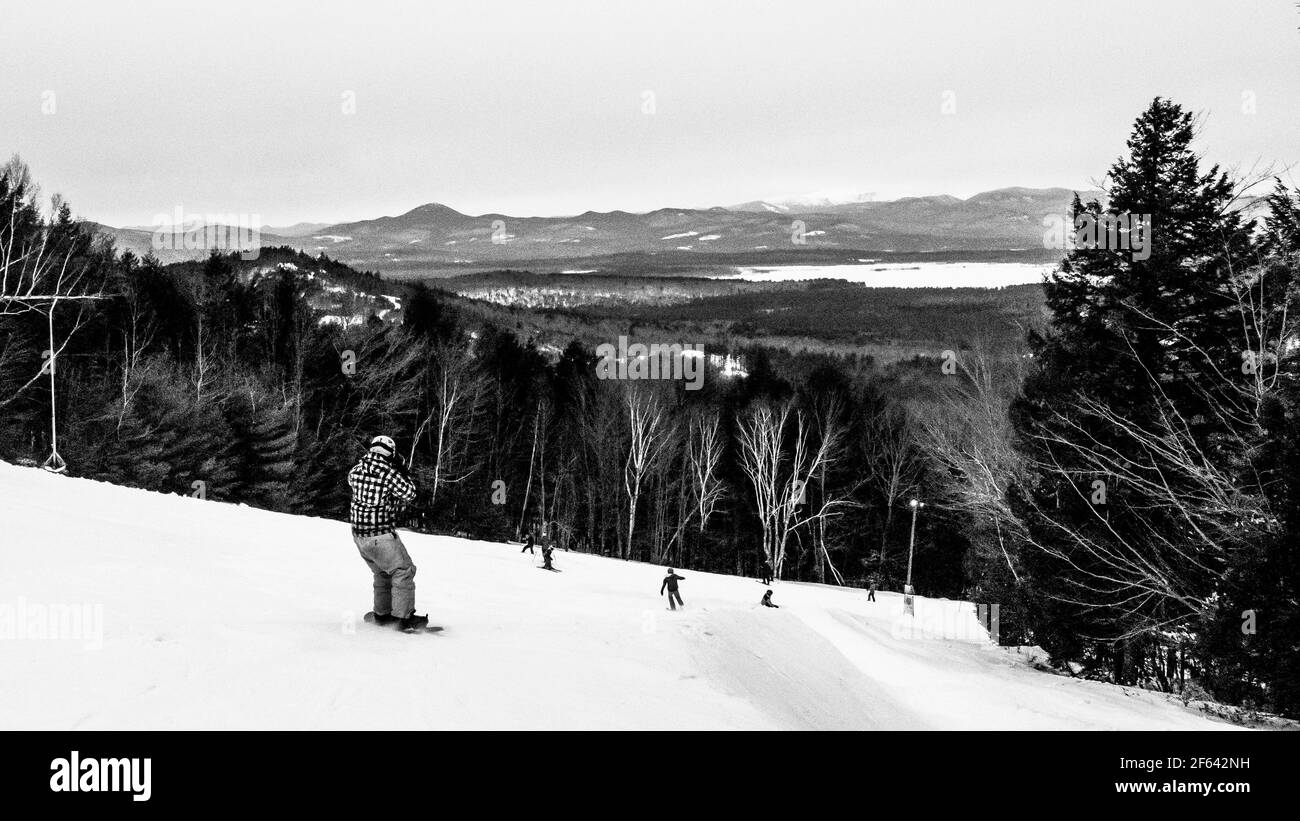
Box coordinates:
[1,0,1297,227]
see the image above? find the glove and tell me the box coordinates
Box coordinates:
[393,454,413,481]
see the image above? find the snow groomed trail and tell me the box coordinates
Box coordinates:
[0,462,1233,730]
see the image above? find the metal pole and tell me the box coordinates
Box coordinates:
[0,292,107,473]
[904,498,922,616]
[42,299,67,473]
[905,499,921,590]
[47,301,58,457]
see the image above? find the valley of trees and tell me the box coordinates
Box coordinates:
[2,98,1297,718]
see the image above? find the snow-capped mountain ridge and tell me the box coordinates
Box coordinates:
[93,187,1103,272]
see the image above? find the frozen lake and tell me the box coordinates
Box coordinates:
[719,261,1053,288]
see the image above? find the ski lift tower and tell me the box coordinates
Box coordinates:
[0,291,106,473]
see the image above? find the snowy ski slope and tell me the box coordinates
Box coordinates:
[0,462,1234,730]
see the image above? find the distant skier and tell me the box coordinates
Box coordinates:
[348,435,427,631]
[867,578,878,603]
[661,568,685,610]
[520,531,535,554]
[761,589,779,608]
[759,557,773,585]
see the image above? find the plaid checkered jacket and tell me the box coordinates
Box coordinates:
[347,452,418,537]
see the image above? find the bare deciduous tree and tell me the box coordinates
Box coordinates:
[687,410,724,533]
[623,386,669,559]
[916,343,1027,582]
[1,165,100,409]
[862,402,921,575]
[412,342,488,507]
[736,398,853,578]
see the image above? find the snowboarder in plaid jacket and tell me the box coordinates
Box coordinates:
[348,435,427,631]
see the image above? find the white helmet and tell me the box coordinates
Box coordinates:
[369,435,396,457]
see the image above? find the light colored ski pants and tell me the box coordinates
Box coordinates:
[353,531,417,618]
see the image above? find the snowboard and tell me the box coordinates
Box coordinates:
[363,611,444,634]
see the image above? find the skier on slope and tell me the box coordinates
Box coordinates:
[759,556,773,585]
[761,589,779,608]
[542,540,555,571]
[660,568,686,610]
[348,435,428,631]
[520,531,536,554]
[867,577,878,602]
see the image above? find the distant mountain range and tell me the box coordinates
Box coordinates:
[95,186,1106,273]
[727,191,881,212]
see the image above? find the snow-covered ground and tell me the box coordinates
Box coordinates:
[0,462,1233,730]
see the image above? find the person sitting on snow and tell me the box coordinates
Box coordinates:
[761,589,780,608]
[348,435,427,631]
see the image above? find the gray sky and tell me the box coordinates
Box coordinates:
[2,0,1297,227]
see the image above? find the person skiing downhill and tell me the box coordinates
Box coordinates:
[761,589,779,608]
[520,531,536,554]
[661,568,685,610]
[542,541,555,570]
[759,557,773,585]
[867,578,878,602]
[348,435,427,631]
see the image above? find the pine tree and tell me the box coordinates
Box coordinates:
[1011,98,1257,677]
[1196,187,1300,716]
[224,390,297,510]
[403,282,458,343]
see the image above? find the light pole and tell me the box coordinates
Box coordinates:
[904,498,924,615]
